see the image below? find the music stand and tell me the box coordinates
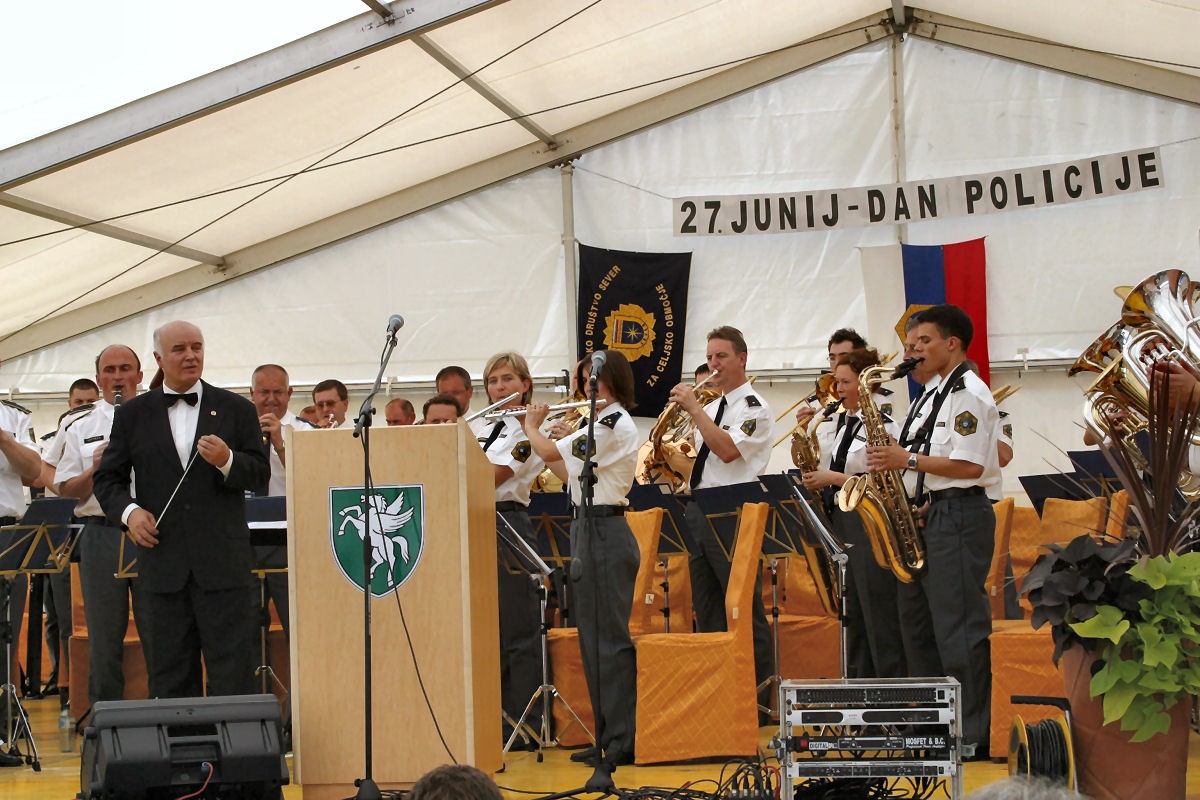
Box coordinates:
[627,483,690,633]
[1068,449,1122,499]
[246,497,288,699]
[1019,473,1093,516]
[12,497,80,700]
[495,512,592,761]
[527,492,572,626]
[0,499,77,772]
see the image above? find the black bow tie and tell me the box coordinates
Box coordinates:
[165,392,198,407]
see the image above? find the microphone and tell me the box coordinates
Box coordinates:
[386,314,405,338]
[590,350,607,378]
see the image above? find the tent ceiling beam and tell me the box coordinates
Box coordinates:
[0,12,894,361]
[908,9,1200,107]
[412,34,558,147]
[0,192,225,266]
[0,0,508,191]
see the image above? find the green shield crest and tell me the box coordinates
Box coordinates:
[329,484,425,597]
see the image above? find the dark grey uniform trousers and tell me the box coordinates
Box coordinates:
[78,522,155,706]
[834,508,907,679]
[898,494,994,748]
[570,515,639,759]
[497,509,543,737]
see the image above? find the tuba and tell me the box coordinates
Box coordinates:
[637,370,721,493]
[1073,271,1200,500]
[835,358,926,583]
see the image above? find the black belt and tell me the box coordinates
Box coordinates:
[495,501,527,513]
[79,515,109,525]
[0,516,14,526]
[572,504,626,520]
[927,486,986,503]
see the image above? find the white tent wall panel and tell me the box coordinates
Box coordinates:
[4,37,1199,503]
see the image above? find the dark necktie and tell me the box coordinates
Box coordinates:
[689,397,727,489]
[830,414,861,474]
[482,421,504,451]
[165,392,198,407]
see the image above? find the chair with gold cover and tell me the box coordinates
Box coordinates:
[633,501,769,764]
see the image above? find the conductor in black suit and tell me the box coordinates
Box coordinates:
[94,320,270,698]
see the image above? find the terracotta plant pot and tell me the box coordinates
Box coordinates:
[1060,647,1190,800]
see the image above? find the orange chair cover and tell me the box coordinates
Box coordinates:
[633,502,769,764]
[986,498,1015,620]
[988,619,1060,759]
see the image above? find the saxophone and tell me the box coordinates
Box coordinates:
[835,358,926,583]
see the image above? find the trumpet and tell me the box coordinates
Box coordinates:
[483,398,607,420]
[464,392,520,423]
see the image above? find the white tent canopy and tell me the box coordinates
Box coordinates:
[1,0,1198,492]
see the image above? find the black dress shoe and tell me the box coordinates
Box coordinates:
[570,746,599,763]
[605,751,634,767]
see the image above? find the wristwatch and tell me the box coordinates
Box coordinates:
[906,453,918,470]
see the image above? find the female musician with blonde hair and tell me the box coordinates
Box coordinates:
[524,350,640,768]
[474,351,545,748]
[797,347,906,679]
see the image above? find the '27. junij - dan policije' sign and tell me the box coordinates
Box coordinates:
[672,146,1164,236]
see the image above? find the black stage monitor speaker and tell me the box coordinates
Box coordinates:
[78,694,289,799]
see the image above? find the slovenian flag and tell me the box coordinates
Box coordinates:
[860,237,990,387]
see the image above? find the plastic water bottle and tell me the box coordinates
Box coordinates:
[59,706,74,752]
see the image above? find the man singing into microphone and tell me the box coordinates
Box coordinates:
[95,321,270,698]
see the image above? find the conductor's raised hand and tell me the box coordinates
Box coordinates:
[196,434,231,467]
[126,508,160,548]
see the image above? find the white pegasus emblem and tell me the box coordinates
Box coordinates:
[337,491,416,587]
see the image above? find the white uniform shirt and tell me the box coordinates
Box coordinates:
[692,381,773,489]
[266,411,316,497]
[915,369,1000,492]
[986,409,1013,502]
[475,414,545,506]
[0,400,38,518]
[820,410,900,476]
[51,401,115,518]
[554,403,639,506]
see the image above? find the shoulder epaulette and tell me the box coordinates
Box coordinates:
[999,409,1010,419]
[292,417,318,429]
[950,377,967,393]
[877,386,894,397]
[59,403,94,425]
[745,395,762,408]
[881,412,895,424]
[598,412,620,429]
[40,430,56,442]
[1,398,31,415]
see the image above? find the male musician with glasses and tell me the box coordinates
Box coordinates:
[668,325,774,710]
[866,304,1000,760]
[312,379,350,429]
[95,321,270,698]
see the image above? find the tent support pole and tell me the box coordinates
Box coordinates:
[561,163,579,366]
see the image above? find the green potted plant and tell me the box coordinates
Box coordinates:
[1024,351,1200,800]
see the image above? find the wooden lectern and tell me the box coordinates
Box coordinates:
[287,422,500,799]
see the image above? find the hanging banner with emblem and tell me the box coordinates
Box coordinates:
[577,244,691,418]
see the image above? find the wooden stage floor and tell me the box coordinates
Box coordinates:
[4,694,1200,799]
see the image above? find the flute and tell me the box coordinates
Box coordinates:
[464,392,521,423]
[483,398,608,420]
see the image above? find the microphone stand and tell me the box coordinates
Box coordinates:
[350,325,400,800]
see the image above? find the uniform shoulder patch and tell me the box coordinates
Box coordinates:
[598,412,620,430]
[1,398,31,415]
[954,410,978,436]
[1003,423,1013,439]
[511,441,532,463]
[880,404,893,418]
[741,419,757,436]
[571,435,594,461]
[744,395,762,408]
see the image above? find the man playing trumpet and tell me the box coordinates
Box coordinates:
[668,325,774,708]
